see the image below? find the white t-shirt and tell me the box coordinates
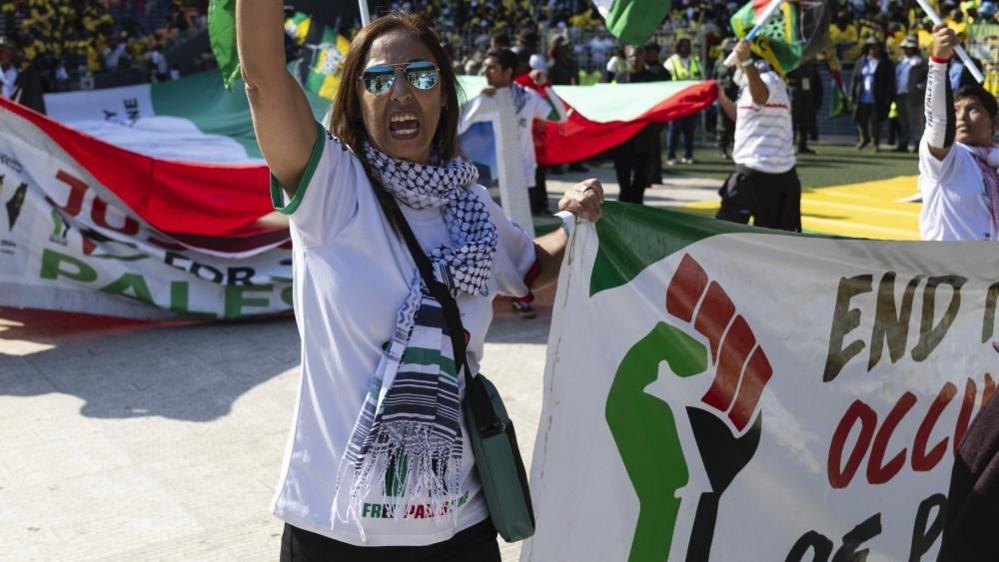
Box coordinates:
[918,139,994,241]
[269,123,537,546]
[1,65,18,99]
[732,68,796,174]
[147,50,168,75]
[460,85,552,187]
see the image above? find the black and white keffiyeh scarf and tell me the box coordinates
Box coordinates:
[331,143,498,536]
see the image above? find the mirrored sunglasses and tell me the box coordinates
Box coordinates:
[360,60,440,96]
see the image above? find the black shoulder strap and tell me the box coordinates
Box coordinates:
[384,197,505,435]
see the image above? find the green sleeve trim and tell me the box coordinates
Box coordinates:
[270,121,326,216]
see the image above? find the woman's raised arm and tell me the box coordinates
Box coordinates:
[237,0,319,196]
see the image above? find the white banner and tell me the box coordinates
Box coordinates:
[0,100,292,320]
[525,214,999,562]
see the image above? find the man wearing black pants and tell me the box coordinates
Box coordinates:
[715,41,801,231]
[613,45,656,204]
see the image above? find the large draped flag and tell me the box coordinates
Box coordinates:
[42,70,329,168]
[458,76,717,170]
[525,203,997,561]
[731,0,834,75]
[0,93,297,319]
[0,70,327,319]
[592,0,671,46]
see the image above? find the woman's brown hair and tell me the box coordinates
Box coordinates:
[330,11,463,161]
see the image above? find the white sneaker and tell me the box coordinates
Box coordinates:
[680,157,695,164]
[666,159,677,166]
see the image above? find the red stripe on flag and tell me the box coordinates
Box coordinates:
[536,81,717,166]
[752,0,771,16]
[0,96,275,238]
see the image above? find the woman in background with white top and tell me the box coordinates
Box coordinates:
[235,4,604,560]
[919,23,999,242]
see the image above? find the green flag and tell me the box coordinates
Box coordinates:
[208,0,240,90]
[592,0,671,46]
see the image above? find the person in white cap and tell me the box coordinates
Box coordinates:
[894,35,927,152]
[918,23,999,241]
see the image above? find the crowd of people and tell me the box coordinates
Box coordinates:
[0,0,208,96]
[0,0,994,244]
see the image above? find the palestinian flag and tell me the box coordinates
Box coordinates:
[41,70,329,237]
[0,92,304,319]
[459,75,717,172]
[730,0,833,75]
[591,0,671,46]
[302,28,351,100]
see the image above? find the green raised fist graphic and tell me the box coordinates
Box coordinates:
[607,254,772,561]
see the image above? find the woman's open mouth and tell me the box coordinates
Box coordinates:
[389,112,421,140]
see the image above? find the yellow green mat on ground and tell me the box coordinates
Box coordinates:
[683,175,921,240]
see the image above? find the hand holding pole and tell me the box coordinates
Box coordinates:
[724,0,788,67]
[914,0,984,83]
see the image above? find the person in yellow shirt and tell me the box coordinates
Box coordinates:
[829,11,862,61]
[664,37,703,164]
[917,19,936,53]
[885,22,907,59]
[945,8,969,36]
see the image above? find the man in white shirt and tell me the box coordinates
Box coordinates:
[918,23,999,241]
[461,48,567,215]
[714,40,801,231]
[459,48,567,318]
[894,36,927,152]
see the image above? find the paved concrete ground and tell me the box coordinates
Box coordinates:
[0,167,717,561]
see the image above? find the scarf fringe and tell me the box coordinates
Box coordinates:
[331,421,463,540]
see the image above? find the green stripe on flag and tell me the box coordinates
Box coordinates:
[590,203,796,297]
[596,0,670,46]
[150,69,331,159]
